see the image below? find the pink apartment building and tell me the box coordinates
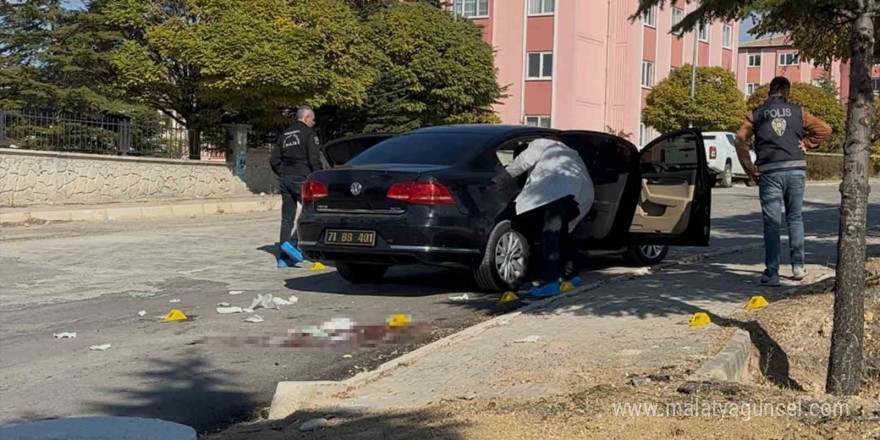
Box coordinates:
[445,0,739,146]
[737,35,880,103]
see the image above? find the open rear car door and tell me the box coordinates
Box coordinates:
[321,134,394,168]
[629,129,711,246]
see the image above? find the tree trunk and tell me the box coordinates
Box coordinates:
[826,3,874,396]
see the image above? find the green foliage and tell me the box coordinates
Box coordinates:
[324,2,502,136]
[815,71,839,100]
[746,82,846,153]
[642,65,746,134]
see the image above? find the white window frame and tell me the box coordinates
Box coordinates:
[641,61,655,89]
[722,24,732,49]
[671,8,684,36]
[872,78,880,95]
[639,123,653,148]
[453,0,489,19]
[525,115,552,128]
[779,53,800,66]
[526,51,553,80]
[642,5,657,28]
[747,54,761,67]
[746,83,759,96]
[697,22,710,43]
[528,0,554,16]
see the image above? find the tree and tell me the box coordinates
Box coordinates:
[322,2,502,137]
[747,82,846,153]
[97,0,377,131]
[641,64,746,134]
[634,0,874,396]
[815,71,840,99]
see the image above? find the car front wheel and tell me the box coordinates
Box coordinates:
[718,162,734,188]
[335,261,390,284]
[475,220,530,292]
[624,244,669,266]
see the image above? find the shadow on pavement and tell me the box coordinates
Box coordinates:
[85,353,258,433]
[284,267,479,296]
[210,409,467,440]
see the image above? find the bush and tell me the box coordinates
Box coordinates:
[806,155,880,181]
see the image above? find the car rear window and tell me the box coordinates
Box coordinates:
[348,133,492,166]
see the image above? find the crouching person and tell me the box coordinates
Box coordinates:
[505,136,595,297]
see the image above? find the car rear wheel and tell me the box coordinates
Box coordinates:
[475,220,529,292]
[718,162,734,188]
[624,244,669,266]
[335,261,390,284]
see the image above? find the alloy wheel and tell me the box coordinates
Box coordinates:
[640,245,665,259]
[495,231,526,285]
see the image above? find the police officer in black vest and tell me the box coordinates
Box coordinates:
[270,106,323,268]
[735,77,831,286]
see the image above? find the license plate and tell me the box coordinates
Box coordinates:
[324,229,376,247]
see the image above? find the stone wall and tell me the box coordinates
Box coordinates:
[0,148,252,206]
[246,148,279,195]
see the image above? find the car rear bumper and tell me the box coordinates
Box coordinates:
[297,209,486,269]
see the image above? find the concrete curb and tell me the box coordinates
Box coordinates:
[0,198,281,225]
[267,243,765,419]
[688,329,751,383]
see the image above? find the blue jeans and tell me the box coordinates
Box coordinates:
[759,170,806,276]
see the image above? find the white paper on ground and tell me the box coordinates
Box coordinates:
[138,310,147,317]
[322,317,354,331]
[217,302,230,307]
[513,335,540,344]
[245,315,264,323]
[217,306,244,314]
[243,308,254,313]
[89,344,112,351]
[229,290,244,295]
[249,294,278,310]
[53,332,77,339]
[448,293,469,301]
[169,299,181,303]
[272,296,295,306]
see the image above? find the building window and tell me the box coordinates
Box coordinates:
[697,22,709,42]
[527,52,553,80]
[642,5,657,28]
[722,25,732,49]
[525,116,551,128]
[748,54,761,67]
[779,53,800,66]
[671,8,684,36]
[872,78,880,95]
[641,61,654,88]
[639,123,653,147]
[746,83,759,96]
[528,0,554,15]
[453,0,489,18]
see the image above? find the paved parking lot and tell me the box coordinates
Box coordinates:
[1,183,877,432]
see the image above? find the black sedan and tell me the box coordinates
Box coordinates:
[297,125,711,291]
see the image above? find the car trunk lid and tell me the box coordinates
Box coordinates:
[311,164,451,213]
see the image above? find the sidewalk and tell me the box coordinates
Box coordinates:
[0,195,281,224]
[267,242,854,418]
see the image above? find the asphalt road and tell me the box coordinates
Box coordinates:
[1,183,878,433]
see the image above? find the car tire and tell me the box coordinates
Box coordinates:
[624,244,669,266]
[475,220,530,292]
[335,261,389,284]
[718,162,734,188]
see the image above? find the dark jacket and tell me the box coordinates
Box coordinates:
[734,95,832,176]
[270,121,323,177]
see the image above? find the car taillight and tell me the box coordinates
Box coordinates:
[387,182,454,205]
[709,145,717,159]
[302,181,328,202]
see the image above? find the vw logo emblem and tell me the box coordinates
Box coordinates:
[350,182,363,196]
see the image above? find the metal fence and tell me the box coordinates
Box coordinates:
[0,110,227,160]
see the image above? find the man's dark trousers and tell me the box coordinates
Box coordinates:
[279,174,305,256]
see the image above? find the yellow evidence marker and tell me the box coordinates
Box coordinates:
[311,262,326,271]
[387,314,411,327]
[498,291,519,304]
[688,312,711,327]
[163,309,188,322]
[746,296,769,309]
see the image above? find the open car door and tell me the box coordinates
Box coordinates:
[629,129,711,246]
[321,134,394,168]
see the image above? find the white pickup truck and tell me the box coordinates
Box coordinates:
[701,131,756,188]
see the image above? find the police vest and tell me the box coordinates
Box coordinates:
[752,96,806,173]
